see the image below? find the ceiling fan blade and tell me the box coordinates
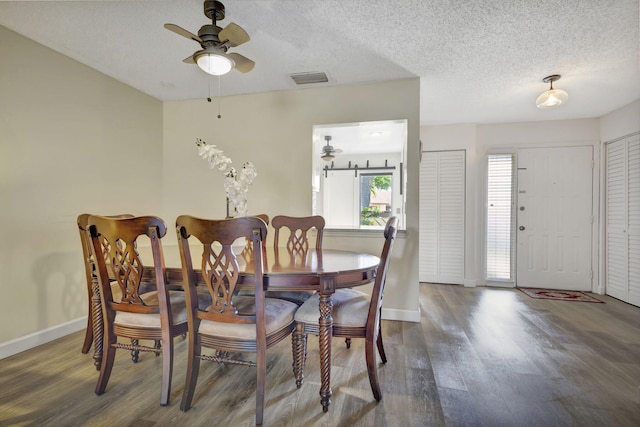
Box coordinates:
[218,23,250,47]
[182,55,195,64]
[164,23,202,43]
[227,53,255,73]
[334,149,343,153]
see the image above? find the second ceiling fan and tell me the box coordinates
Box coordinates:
[321,136,343,161]
[164,0,255,76]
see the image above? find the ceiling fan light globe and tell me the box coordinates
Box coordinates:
[321,153,334,161]
[196,52,234,76]
[536,88,568,109]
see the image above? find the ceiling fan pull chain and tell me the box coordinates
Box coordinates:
[217,75,222,119]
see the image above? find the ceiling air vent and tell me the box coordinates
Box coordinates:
[290,72,329,85]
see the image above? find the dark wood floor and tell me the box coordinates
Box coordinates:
[1,283,639,426]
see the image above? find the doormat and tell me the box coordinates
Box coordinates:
[518,288,604,303]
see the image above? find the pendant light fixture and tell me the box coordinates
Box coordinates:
[536,74,568,109]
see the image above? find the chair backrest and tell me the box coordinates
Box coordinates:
[366,217,398,335]
[87,215,168,314]
[271,215,325,252]
[77,214,135,287]
[176,215,268,325]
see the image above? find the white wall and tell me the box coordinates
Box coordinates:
[0,26,163,355]
[421,119,602,288]
[600,100,640,142]
[162,79,421,322]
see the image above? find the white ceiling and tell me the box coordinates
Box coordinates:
[1,0,638,126]
[313,120,407,157]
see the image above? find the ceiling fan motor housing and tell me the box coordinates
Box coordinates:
[322,136,335,153]
[198,24,224,48]
[204,1,225,22]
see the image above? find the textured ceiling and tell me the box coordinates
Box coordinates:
[0,0,638,125]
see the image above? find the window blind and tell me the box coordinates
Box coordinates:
[486,155,514,280]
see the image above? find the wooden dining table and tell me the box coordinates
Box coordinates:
[90,245,380,412]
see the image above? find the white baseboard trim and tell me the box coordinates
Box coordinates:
[0,317,87,360]
[485,280,516,288]
[463,279,478,287]
[382,307,421,323]
[0,307,422,359]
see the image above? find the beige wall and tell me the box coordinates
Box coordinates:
[162,79,422,321]
[0,27,163,352]
[1,25,420,357]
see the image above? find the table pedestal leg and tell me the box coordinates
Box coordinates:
[318,293,333,412]
[91,275,103,370]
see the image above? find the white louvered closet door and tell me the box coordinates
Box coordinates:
[419,150,465,284]
[627,135,640,306]
[606,140,627,301]
[629,137,640,306]
[606,133,640,307]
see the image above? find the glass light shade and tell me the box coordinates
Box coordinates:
[321,153,334,161]
[196,52,234,76]
[536,88,568,109]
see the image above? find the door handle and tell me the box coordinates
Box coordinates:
[519,226,525,231]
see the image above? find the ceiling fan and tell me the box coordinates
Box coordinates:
[320,136,343,161]
[164,0,255,76]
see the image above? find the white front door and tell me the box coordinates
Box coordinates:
[516,146,593,290]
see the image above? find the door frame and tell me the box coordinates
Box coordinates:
[483,142,600,292]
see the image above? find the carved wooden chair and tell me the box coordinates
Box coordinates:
[176,215,298,425]
[292,216,398,402]
[78,214,133,361]
[271,215,324,252]
[267,215,325,305]
[88,215,193,406]
[78,213,162,368]
[78,213,108,357]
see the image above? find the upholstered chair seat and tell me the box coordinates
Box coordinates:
[293,289,370,327]
[114,291,211,328]
[199,296,297,339]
